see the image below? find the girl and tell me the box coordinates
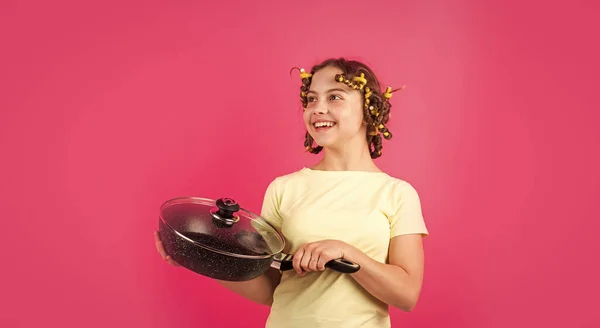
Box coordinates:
[154,57,429,327]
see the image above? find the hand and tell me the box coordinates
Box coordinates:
[292,239,348,276]
[154,231,180,266]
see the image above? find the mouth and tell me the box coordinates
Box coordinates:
[312,121,337,131]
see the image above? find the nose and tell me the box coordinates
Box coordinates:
[314,99,328,114]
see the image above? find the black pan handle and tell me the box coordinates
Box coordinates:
[274,254,360,273]
[325,258,361,273]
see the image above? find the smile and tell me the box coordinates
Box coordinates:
[313,121,337,128]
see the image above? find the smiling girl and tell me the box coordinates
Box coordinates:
[155,57,429,328]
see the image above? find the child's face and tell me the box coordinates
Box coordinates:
[303,66,366,150]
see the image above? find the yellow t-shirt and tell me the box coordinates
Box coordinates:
[259,167,429,328]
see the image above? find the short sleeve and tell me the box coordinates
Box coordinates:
[389,182,429,238]
[259,178,283,233]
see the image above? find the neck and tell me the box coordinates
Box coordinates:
[312,138,380,172]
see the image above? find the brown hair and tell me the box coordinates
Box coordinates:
[294,57,401,159]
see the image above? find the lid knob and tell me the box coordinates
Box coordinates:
[211,198,241,228]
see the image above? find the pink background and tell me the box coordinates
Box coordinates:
[1,0,599,327]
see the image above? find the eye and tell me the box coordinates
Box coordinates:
[329,94,342,101]
[307,96,316,103]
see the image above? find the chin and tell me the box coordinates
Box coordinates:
[313,140,331,148]
[309,132,336,148]
[314,138,342,151]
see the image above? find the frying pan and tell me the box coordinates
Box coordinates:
[157,196,360,281]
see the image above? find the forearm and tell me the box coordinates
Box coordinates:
[344,246,421,311]
[216,268,281,306]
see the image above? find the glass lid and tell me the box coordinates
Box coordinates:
[159,197,285,258]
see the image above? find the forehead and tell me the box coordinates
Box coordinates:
[309,66,346,90]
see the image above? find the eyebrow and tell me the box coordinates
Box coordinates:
[306,88,350,95]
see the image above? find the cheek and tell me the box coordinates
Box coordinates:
[342,104,364,124]
[303,110,310,124]
[338,112,364,131]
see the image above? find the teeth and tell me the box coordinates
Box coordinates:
[314,121,336,128]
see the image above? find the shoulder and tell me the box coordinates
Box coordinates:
[388,176,420,196]
[377,173,423,208]
[381,174,429,236]
[262,167,309,195]
[373,171,420,193]
[265,167,311,188]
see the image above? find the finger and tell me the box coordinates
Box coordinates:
[165,255,180,266]
[156,241,167,259]
[154,232,167,259]
[300,247,314,273]
[293,248,305,275]
[317,253,329,271]
[154,231,161,246]
[155,232,180,267]
[308,252,320,271]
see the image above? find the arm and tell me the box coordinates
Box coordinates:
[291,182,428,311]
[343,234,425,312]
[345,181,428,311]
[291,235,425,311]
[216,268,282,306]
